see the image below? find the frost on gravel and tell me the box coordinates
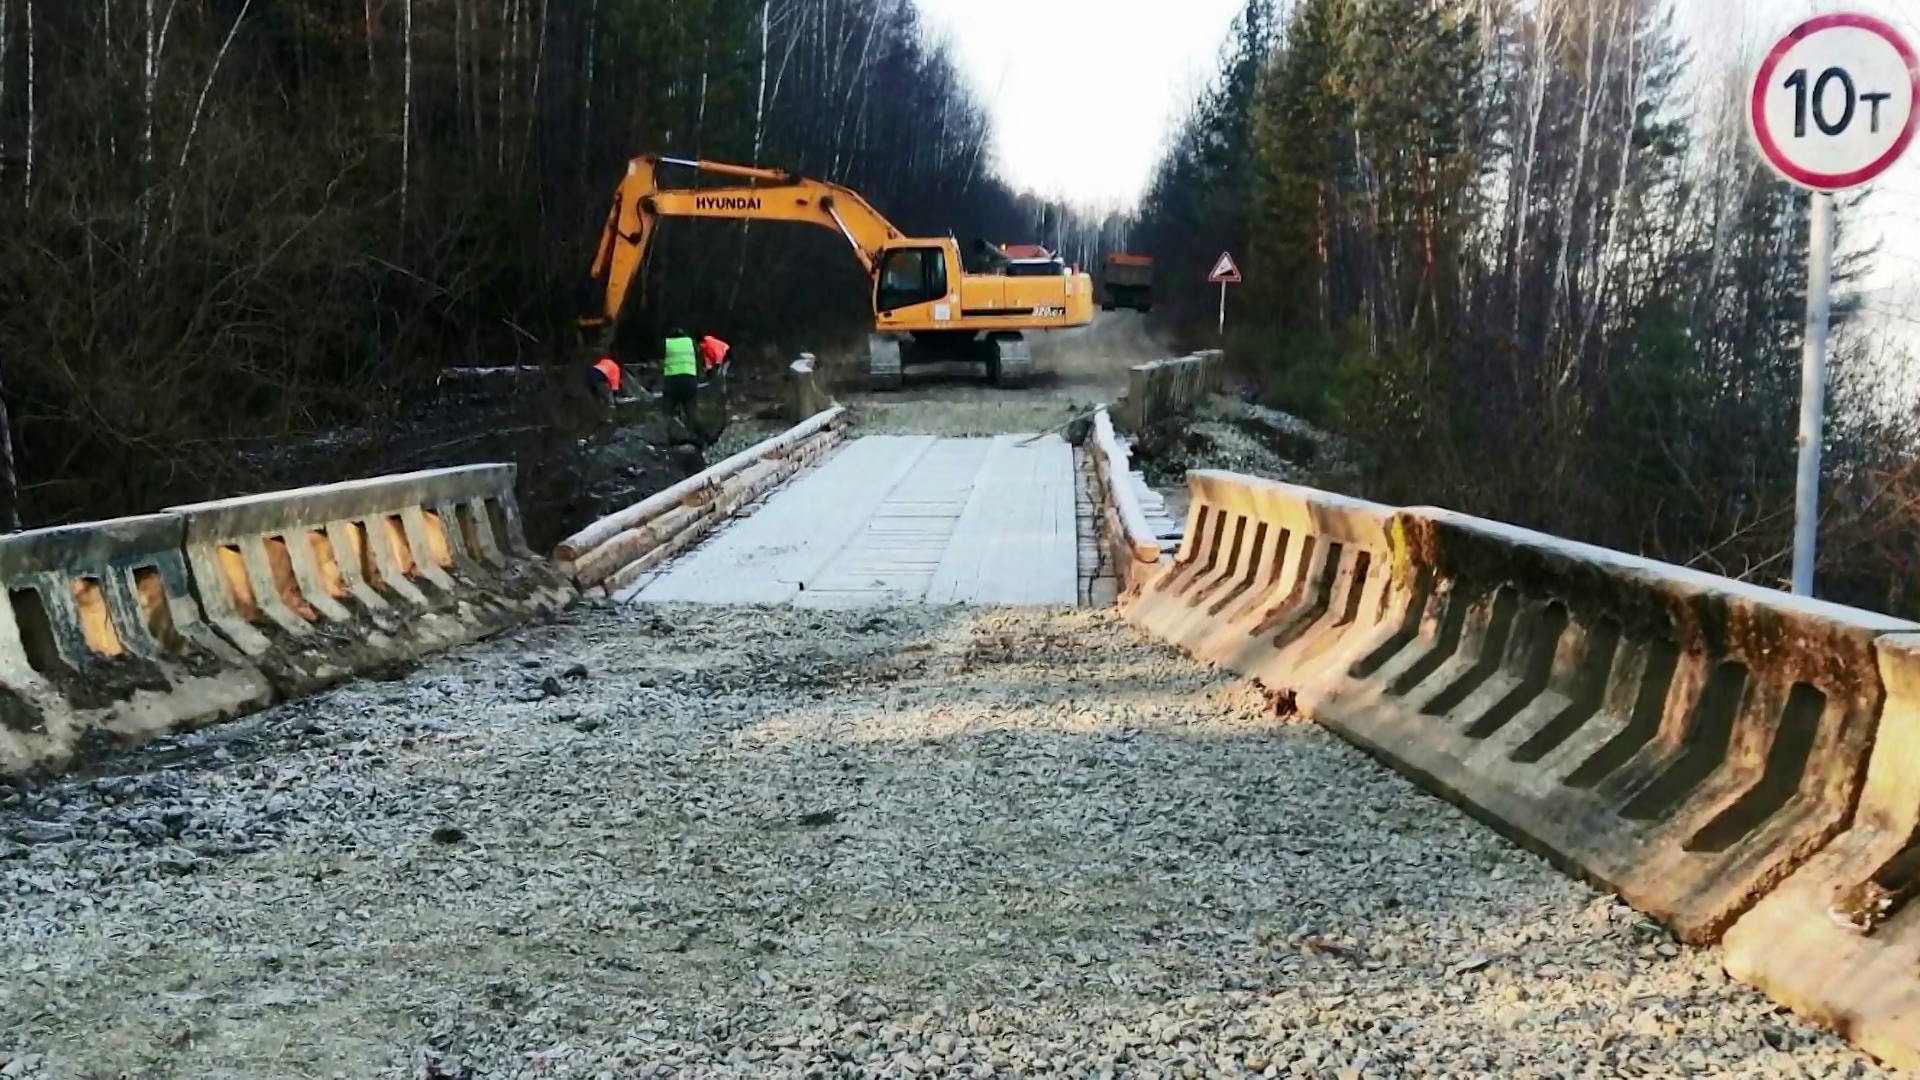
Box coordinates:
[0,604,1889,1080]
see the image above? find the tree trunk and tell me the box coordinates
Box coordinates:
[22,0,32,206]
[178,0,255,172]
[0,363,17,532]
[401,0,413,227]
[0,0,11,186]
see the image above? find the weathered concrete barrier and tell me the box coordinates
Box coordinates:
[0,516,274,773]
[789,353,832,421]
[1124,469,1920,1068]
[171,465,572,697]
[1119,349,1224,432]
[1723,632,1920,1072]
[1127,472,1918,948]
[1089,408,1167,598]
[1127,471,1399,689]
[1374,508,1911,945]
[557,407,850,597]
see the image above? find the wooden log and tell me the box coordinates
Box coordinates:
[570,453,809,588]
[569,503,709,589]
[601,426,848,599]
[602,455,807,597]
[555,405,847,560]
[570,430,846,591]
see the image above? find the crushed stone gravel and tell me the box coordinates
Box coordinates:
[0,604,1891,1079]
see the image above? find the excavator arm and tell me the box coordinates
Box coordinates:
[578,155,911,339]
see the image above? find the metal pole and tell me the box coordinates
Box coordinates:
[1791,191,1835,597]
[1218,281,1227,338]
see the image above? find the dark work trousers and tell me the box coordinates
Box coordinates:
[661,373,706,446]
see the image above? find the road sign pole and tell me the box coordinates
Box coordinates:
[1207,250,1242,338]
[1791,190,1835,597]
[1746,12,1916,596]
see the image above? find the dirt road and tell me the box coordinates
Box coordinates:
[844,311,1174,437]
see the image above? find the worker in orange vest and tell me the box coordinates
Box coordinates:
[697,333,731,378]
[586,353,623,408]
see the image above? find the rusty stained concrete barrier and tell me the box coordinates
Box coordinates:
[789,353,832,422]
[0,515,274,774]
[1119,349,1224,432]
[1723,632,1920,1073]
[170,464,574,699]
[1089,408,1166,600]
[1124,470,1920,947]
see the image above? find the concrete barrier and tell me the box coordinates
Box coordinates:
[1723,632,1920,1072]
[0,515,274,773]
[1119,350,1225,432]
[171,465,572,697]
[1089,409,1165,597]
[789,353,832,421]
[1126,471,1919,945]
[1365,509,1912,944]
[1126,471,1402,708]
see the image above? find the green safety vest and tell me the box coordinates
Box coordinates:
[662,336,697,378]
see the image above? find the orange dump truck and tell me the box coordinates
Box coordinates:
[1101,252,1153,312]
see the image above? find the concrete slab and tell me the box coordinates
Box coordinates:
[629,434,1079,608]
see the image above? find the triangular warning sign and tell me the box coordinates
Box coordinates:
[1207,251,1242,283]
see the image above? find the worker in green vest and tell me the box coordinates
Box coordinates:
[660,327,707,447]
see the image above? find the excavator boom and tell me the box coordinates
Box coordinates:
[581,155,907,331]
[577,153,1095,390]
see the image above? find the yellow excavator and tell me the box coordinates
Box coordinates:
[577,155,1095,390]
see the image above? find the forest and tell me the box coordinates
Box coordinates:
[6,0,1916,616]
[0,0,1115,530]
[1135,0,1920,616]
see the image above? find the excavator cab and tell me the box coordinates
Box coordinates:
[875,246,951,314]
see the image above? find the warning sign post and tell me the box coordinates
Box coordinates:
[1207,251,1242,337]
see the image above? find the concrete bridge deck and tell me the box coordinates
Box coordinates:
[626,434,1081,607]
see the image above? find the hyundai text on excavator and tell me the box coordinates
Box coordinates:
[577,155,1096,390]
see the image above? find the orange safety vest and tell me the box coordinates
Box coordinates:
[698,335,730,371]
[592,356,623,393]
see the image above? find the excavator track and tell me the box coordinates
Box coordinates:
[866,334,904,391]
[991,335,1032,389]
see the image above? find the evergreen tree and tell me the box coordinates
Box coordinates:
[1132,0,1917,611]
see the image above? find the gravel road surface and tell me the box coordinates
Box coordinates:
[844,312,1172,438]
[0,604,1889,1079]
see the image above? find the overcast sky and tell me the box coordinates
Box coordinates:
[914,0,1248,210]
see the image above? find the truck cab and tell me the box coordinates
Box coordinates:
[1005,257,1069,277]
[1100,252,1154,312]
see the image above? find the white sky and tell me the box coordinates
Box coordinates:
[915,0,1248,210]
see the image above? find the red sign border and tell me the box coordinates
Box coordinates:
[1749,12,1920,192]
[1207,251,1242,284]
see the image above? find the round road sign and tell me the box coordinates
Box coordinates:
[1750,13,1919,191]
